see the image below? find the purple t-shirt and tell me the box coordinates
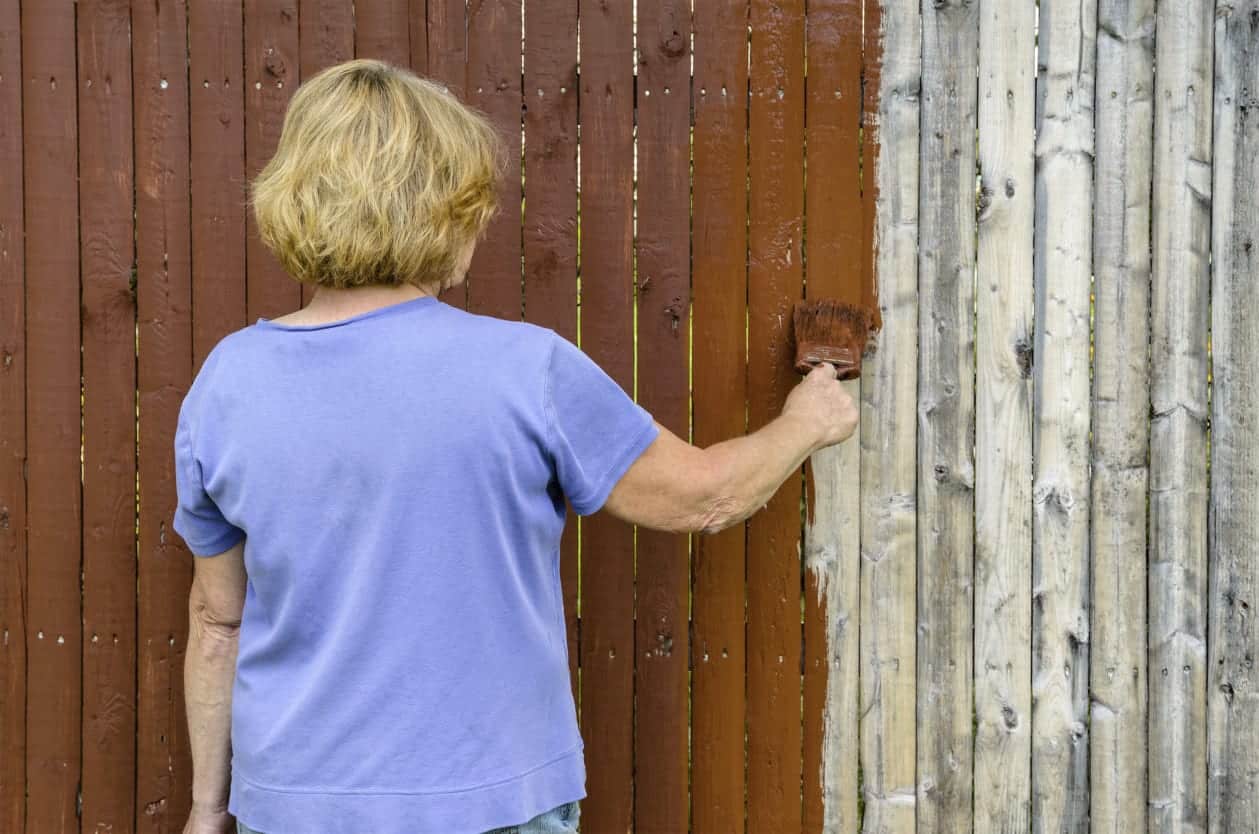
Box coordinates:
[172,294,659,834]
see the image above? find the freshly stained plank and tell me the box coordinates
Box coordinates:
[633,2,691,831]
[465,0,523,320]
[974,0,1034,830]
[0,2,25,831]
[425,0,469,309]
[800,2,862,831]
[355,0,411,67]
[746,2,805,830]
[410,0,428,73]
[20,2,82,830]
[245,0,302,322]
[522,0,579,702]
[133,1,196,830]
[690,4,749,831]
[1031,2,1095,831]
[1148,4,1213,833]
[858,1,919,832]
[575,2,636,830]
[77,1,138,830]
[1209,4,1259,829]
[1090,2,1154,832]
[916,0,978,830]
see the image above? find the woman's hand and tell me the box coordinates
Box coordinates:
[182,801,235,834]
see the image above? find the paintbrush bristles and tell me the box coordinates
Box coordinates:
[791,299,874,380]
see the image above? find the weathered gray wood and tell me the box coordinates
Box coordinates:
[1208,3,1259,830]
[974,0,1035,830]
[858,0,920,831]
[1089,2,1155,833]
[915,0,976,830]
[1149,4,1214,833]
[1031,2,1096,832]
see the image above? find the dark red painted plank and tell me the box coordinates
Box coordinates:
[21,2,82,830]
[410,0,429,73]
[747,1,806,831]
[690,2,750,830]
[632,1,692,831]
[0,2,26,830]
[355,0,411,67]
[133,1,196,830]
[77,2,138,830]
[576,2,636,830]
[245,0,302,322]
[424,0,470,309]
[521,0,580,695]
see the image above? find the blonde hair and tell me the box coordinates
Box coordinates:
[249,59,505,291]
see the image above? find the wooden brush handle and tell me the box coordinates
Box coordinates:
[794,342,861,380]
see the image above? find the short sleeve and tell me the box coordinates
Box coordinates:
[173,395,246,557]
[545,333,660,516]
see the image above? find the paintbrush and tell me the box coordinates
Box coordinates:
[791,299,875,381]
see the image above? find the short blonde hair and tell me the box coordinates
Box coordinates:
[250,59,505,291]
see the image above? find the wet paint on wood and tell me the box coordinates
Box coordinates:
[355,0,412,68]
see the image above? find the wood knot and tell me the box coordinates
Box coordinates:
[661,31,686,58]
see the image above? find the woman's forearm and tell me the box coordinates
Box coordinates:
[185,615,239,811]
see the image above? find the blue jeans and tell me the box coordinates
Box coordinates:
[235,799,581,834]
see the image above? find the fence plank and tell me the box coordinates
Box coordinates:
[245,0,301,322]
[424,0,469,309]
[133,1,196,830]
[410,0,428,73]
[355,0,411,67]
[973,1,1034,830]
[1209,4,1259,829]
[858,1,919,832]
[576,2,636,830]
[0,1,26,830]
[20,3,82,830]
[465,0,522,320]
[632,3,691,831]
[690,4,749,831]
[1090,2,1155,832]
[916,1,978,830]
[1148,4,1214,833]
[521,0,580,709]
[800,2,862,831]
[77,2,138,830]
[1031,2,1096,831]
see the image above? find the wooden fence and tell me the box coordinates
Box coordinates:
[1,1,1257,833]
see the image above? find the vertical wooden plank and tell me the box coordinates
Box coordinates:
[21,2,82,830]
[521,0,579,700]
[690,4,749,831]
[465,0,522,320]
[1148,4,1213,834]
[1209,3,1259,829]
[858,1,919,832]
[1090,2,1155,832]
[973,0,1034,830]
[77,1,137,830]
[0,2,25,831]
[133,1,195,830]
[1031,1,1095,831]
[576,2,636,830]
[424,0,469,309]
[245,0,301,322]
[190,0,249,358]
[633,2,691,831]
[801,2,862,831]
[355,0,411,66]
[410,0,429,74]
[916,0,977,831]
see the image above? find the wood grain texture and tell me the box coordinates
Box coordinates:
[690,4,750,831]
[575,2,637,830]
[800,3,862,831]
[1090,2,1155,832]
[1208,3,1259,830]
[425,0,469,309]
[1031,2,1095,831]
[133,1,196,830]
[632,2,692,831]
[1148,4,1213,833]
[77,1,138,829]
[355,0,411,67]
[21,3,82,830]
[858,2,919,832]
[974,1,1034,830]
[916,1,977,830]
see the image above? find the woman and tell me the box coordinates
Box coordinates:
[174,59,857,834]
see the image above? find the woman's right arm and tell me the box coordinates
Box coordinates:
[601,363,858,534]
